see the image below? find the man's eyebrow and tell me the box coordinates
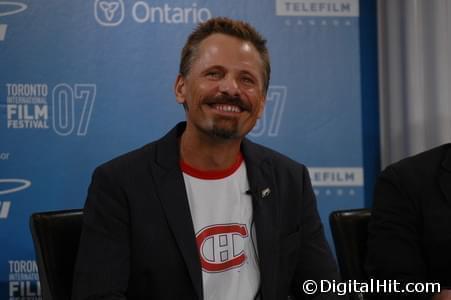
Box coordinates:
[201,65,225,72]
[201,65,260,80]
[239,70,257,76]
[205,65,224,70]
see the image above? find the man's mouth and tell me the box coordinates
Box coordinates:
[210,104,242,113]
[204,95,249,114]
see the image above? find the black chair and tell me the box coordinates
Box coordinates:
[330,208,371,300]
[30,209,83,300]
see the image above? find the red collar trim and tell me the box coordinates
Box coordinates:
[180,153,244,180]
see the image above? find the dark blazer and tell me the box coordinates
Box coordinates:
[72,122,339,300]
[366,144,451,296]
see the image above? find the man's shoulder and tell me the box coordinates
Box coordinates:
[383,143,451,178]
[243,139,307,171]
[95,123,182,174]
[95,140,158,174]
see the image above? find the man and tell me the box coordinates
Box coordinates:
[72,17,339,300]
[366,144,451,300]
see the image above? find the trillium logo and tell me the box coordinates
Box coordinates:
[0,178,31,219]
[0,1,28,41]
[94,0,124,26]
[100,1,119,21]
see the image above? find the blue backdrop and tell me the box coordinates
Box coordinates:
[0,0,377,298]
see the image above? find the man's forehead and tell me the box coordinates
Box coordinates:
[193,33,263,71]
[198,33,255,52]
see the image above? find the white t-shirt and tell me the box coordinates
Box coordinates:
[181,154,260,300]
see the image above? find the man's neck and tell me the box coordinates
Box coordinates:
[180,125,242,171]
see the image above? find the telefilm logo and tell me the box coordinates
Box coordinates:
[5,83,96,136]
[9,260,41,299]
[0,1,27,41]
[309,168,363,187]
[0,178,31,219]
[94,0,212,26]
[276,0,359,17]
[309,167,363,198]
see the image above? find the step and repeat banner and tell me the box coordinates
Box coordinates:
[1,0,366,298]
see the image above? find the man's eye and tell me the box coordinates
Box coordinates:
[206,71,221,78]
[241,77,255,85]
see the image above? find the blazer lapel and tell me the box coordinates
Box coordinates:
[439,146,451,207]
[149,124,203,300]
[242,139,279,300]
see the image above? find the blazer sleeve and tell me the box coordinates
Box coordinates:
[71,165,129,300]
[365,166,435,300]
[292,166,342,300]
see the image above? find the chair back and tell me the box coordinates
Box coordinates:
[30,209,83,300]
[329,208,371,281]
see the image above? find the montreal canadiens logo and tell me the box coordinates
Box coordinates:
[196,223,248,273]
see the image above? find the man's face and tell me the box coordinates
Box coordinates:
[175,33,266,140]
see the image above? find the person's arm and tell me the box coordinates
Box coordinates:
[366,166,434,300]
[72,166,130,300]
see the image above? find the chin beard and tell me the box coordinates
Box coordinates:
[210,125,238,140]
[197,119,240,140]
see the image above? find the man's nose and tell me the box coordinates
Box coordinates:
[219,75,240,96]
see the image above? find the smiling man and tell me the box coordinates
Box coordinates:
[72,17,339,300]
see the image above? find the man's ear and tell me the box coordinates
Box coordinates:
[174,74,186,104]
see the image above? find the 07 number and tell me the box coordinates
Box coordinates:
[52,84,96,136]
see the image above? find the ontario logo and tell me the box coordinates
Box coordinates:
[94,0,212,26]
[94,0,124,26]
[0,1,28,41]
[0,178,31,219]
[196,223,248,273]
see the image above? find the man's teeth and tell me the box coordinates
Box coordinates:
[214,104,242,113]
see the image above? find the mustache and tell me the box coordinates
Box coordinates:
[203,95,250,111]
